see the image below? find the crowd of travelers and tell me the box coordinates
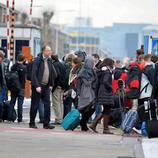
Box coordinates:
[0,45,158,135]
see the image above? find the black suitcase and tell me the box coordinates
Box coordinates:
[138,100,156,122]
[146,100,158,138]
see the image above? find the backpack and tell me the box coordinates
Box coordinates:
[126,65,142,99]
[26,61,34,81]
[78,78,95,111]
[5,71,21,93]
[26,59,40,81]
[57,63,68,90]
[2,101,17,122]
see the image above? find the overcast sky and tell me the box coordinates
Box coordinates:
[1,0,158,27]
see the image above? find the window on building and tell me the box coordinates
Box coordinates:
[78,37,84,44]
[72,37,77,44]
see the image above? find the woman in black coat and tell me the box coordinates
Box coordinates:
[90,58,114,134]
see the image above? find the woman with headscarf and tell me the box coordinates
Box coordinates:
[77,57,97,131]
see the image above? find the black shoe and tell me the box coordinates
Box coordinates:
[38,121,44,124]
[0,119,3,123]
[18,119,23,123]
[29,124,38,129]
[81,126,89,131]
[43,124,55,129]
[51,122,61,125]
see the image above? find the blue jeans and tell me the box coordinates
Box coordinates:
[38,99,44,122]
[2,87,8,101]
[95,104,102,116]
[0,87,3,119]
[30,85,51,126]
[9,89,24,122]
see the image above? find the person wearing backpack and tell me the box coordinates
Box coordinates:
[8,54,26,122]
[26,56,44,123]
[125,61,142,99]
[51,54,67,125]
[136,55,156,128]
[77,57,97,131]
[29,45,57,129]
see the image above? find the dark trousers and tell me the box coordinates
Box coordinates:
[38,99,44,122]
[80,107,95,131]
[2,87,8,101]
[9,89,24,122]
[63,96,72,118]
[30,85,51,126]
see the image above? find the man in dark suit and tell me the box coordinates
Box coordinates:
[29,45,57,129]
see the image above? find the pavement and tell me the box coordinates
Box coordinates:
[0,98,157,158]
[0,122,144,158]
[142,139,158,158]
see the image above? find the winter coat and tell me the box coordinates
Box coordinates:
[3,58,10,76]
[77,58,97,111]
[63,61,72,91]
[0,61,8,89]
[31,54,57,88]
[137,62,155,100]
[97,67,114,106]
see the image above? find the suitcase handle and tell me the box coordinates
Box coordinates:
[148,100,152,120]
[154,100,158,120]
[147,99,158,120]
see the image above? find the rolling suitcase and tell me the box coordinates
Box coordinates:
[62,109,80,130]
[146,100,158,138]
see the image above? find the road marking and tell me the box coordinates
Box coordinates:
[11,127,34,130]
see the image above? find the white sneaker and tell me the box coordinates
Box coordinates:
[133,127,141,135]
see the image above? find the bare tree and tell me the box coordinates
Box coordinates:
[41,11,54,48]
[21,12,29,25]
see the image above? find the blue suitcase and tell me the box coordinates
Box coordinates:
[121,109,138,133]
[62,109,80,130]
